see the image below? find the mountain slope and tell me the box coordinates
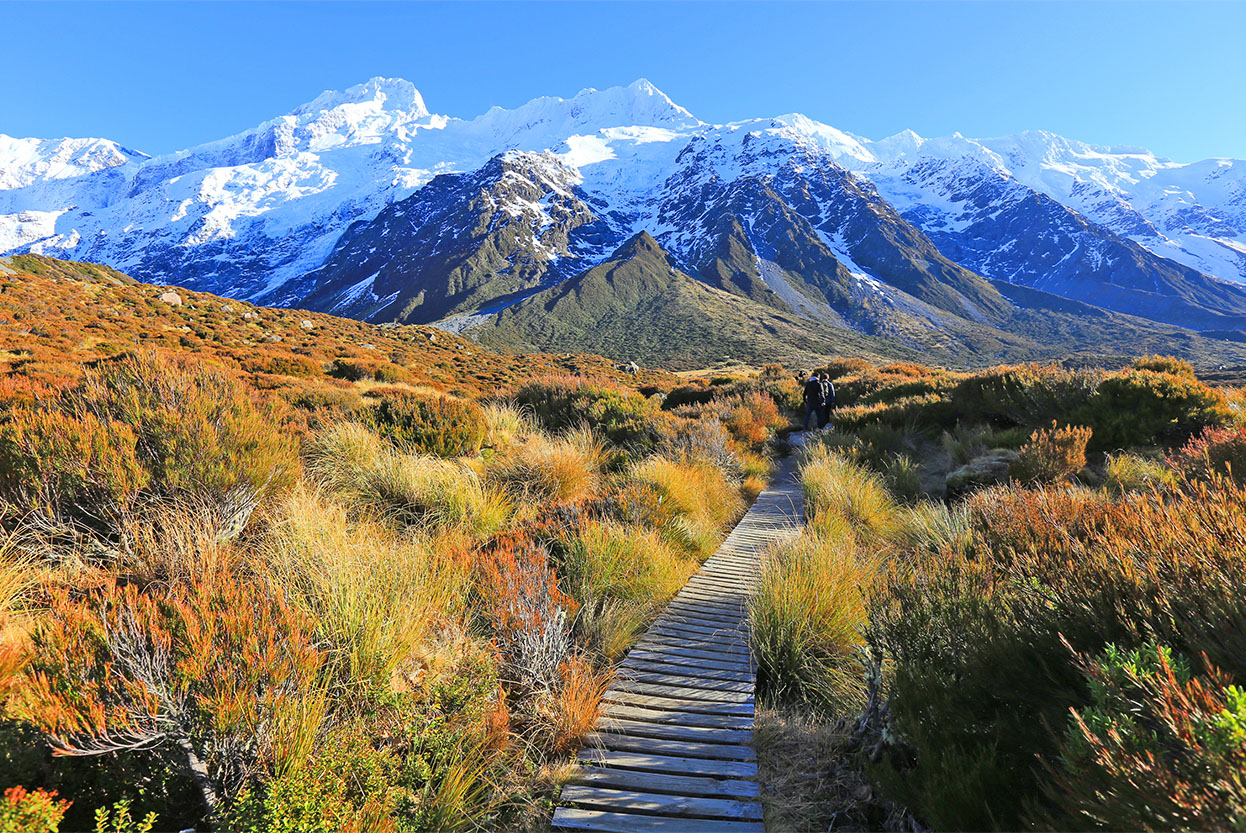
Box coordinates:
[473,232,905,368]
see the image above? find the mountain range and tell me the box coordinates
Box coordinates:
[3,77,1246,368]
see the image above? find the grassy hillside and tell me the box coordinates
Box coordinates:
[474,233,907,369]
[0,254,674,399]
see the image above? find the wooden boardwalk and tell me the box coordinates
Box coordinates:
[553,450,805,832]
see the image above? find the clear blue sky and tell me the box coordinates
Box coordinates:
[2,1,1243,162]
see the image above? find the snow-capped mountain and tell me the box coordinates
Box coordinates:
[3,76,1246,348]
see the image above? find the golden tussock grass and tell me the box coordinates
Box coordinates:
[751,520,878,712]
[629,455,745,558]
[307,422,511,538]
[488,426,605,503]
[259,486,469,689]
[801,444,902,541]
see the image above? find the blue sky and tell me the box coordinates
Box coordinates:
[2,1,1243,162]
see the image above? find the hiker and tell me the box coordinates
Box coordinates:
[819,372,836,428]
[802,371,825,431]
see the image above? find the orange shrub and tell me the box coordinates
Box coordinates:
[1009,422,1092,483]
[0,406,149,526]
[1168,424,1246,484]
[475,536,577,694]
[18,575,324,806]
[0,786,71,833]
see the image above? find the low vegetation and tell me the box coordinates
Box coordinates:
[750,354,1246,832]
[0,316,789,830]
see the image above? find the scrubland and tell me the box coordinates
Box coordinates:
[0,337,794,831]
[751,355,1246,831]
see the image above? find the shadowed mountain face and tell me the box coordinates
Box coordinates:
[5,78,1246,367]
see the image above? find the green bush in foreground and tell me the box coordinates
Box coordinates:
[366,390,486,458]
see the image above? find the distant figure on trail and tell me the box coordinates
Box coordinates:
[819,372,835,429]
[802,371,825,431]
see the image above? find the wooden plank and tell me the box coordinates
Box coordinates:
[569,765,760,800]
[601,689,754,717]
[552,807,764,833]
[622,648,752,674]
[582,732,756,762]
[650,618,745,638]
[615,669,753,693]
[626,641,751,665]
[610,679,754,704]
[602,702,753,730]
[619,657,753,682]
[560,785,762,821]
[577,747,758,779]
[634,634,750,658]
[599,716,752,746]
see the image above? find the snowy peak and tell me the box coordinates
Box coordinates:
[291,77,431,119]
[470,79,701,146]
[0,135,148,190]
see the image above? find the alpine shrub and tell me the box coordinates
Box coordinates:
[1083,368,1234,450]
[1009,421,1092,483]
[366,390,485,458]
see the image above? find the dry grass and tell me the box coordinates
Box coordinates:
[307,422,511,538]
[488,426,605,503]
[754,706,907,833]
[259,486,468,689]
[801,444,902,541]
[629,455,745,558]
[751,521,878,711]
[481,402,535,451]
[530,655,611,755]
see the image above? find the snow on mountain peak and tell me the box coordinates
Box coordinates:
[291,77,430,118]
[470,80,701,148]
[0,135,148,190]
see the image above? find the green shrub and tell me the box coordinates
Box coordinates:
[514,377,659,447]
[949,364,1101,428]
[366,391,486,458]
[1083,369,1234,450]
[1043,642,1246,831]
[662,385,716,409]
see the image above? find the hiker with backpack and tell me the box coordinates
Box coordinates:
[802,371,825,431]
[819,372,835,428]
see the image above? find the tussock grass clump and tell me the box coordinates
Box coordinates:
[1105,451,1177,494]
[488,427,604,503]
[480,402,533,452]
[751,521,877,712]
[261,487,467,688]
[801,444,901,541]
[629,455,744,558]
[307,423,510,538]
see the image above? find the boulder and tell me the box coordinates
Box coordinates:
[945,449,1019,497]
